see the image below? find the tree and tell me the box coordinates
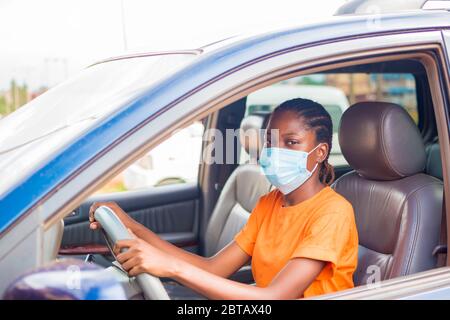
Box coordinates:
[0,95,6,115]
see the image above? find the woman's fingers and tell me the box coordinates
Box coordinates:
[113,239,137,255]
[116,250,134,264]
[88,201,118,229]
[128,265,144,277]
[88,202,104,229]
[120,256,141,272]
[88,203,102,230]
[89,201,116,219]
[89,222,101,230]
[88,202,102,222]
[115,239,136,249]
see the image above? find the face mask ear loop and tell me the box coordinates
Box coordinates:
[307,143,321,174]
[307,143,321,155]
[309,162,319,175]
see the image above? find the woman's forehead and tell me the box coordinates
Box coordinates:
[267,111,310,135]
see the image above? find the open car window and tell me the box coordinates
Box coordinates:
[241,72,419,166]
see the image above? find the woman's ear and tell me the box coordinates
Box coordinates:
[317,143,329,163]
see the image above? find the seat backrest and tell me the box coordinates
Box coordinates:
[426,142,443,180]
[333,102,443,286]
[203,113,271,257]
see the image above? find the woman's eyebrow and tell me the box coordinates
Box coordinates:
[281,132,303,137]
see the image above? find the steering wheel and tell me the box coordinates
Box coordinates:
[94,206,170,300]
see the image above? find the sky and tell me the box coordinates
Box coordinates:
[0,0,346,91]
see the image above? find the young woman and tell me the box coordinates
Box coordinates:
[89,98,358,299]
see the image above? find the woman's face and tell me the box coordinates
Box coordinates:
[265,110,327,171]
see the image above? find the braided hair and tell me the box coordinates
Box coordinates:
[271,98,335,185]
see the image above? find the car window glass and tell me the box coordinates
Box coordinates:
[96,121,204,193]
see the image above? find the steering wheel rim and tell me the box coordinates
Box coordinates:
[94,206,170,300]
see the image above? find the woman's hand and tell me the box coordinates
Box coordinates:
[114,232,178,278]
[88,201,136,231]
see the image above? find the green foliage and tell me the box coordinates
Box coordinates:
[0,79,30,116]
[0,95,6,115]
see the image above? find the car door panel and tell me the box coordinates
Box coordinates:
[61,182,200,253]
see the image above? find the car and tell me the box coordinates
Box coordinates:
[1,2,450,300]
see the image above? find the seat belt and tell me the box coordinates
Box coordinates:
[433,196,448,267]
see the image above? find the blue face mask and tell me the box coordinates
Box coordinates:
[259,144,320,195]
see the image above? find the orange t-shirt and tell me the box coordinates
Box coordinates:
[234,186,358,298]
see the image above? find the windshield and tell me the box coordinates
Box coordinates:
[0,53,197,195]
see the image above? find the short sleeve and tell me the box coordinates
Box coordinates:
[233,197,266,256]
[291,212,351,278]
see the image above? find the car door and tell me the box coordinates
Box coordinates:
[314,29,450,299]
[60,121,205,263]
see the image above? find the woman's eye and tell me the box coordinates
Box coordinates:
[286,140,299,145]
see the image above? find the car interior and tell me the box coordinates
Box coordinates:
[41,55,447,298]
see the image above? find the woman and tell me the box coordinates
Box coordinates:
[89,98,358,299]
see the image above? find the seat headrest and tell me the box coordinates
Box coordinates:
[339,102,426,181]
[239,112,270,159]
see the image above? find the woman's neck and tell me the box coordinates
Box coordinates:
[282,173,326,207]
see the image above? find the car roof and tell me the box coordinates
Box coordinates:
[94,9,450,65]
[335,0,429,15]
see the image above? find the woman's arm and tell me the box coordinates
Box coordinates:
[115,238,326,300]
[89,201,249,278]
[132,224,250,278]
[172,256,325,299]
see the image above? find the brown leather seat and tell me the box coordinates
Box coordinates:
[204,113,271,256]
[333,101,443,286]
